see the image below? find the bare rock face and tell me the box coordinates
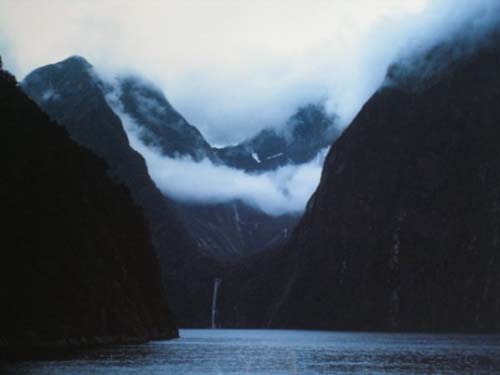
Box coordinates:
[268,34,500,331]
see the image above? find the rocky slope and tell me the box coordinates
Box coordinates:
[1,61,177,359]
[264,33,500,332]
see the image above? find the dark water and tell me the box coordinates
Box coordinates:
[3,329,500,374]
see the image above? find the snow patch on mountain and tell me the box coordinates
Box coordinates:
[251,152,261,163]
[267,152,284,160]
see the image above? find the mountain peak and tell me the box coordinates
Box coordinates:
[59,54,91,66]
[109,74,215,160]
[22,55,95,93]
[49,55,93,76]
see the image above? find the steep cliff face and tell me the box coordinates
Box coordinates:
[1,64,177,357]
[22,56,218,327]
[267,36,500,331]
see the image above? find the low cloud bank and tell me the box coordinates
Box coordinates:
[140,147,325,216]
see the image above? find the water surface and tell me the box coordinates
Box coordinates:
[3,329,500,374]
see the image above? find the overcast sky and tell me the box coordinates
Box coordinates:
[1,0,498,214]
[2,0,497,145]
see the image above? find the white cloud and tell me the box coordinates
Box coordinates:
[141,149,325,216]
[1,1,498,145]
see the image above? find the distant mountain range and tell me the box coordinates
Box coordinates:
[214,103,339,172]
[103,71,339,171]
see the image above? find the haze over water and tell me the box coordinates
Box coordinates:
[3,329,500,374]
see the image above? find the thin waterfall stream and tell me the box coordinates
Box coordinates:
[211,278,222,329]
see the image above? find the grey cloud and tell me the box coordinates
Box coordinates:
[2,1,499,145]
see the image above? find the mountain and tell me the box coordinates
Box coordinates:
[1,62,177,358]
[111,74,339,173]
[108,76,214,161]
[231,32,500,332]
[22,56,218,327]
[175,201,299,260]
[215,104,340,172]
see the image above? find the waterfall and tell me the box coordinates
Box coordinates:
[211,278,222,329]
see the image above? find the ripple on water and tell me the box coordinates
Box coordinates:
[2,329,500,375]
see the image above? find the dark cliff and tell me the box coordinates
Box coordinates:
[21,56,218,327]
[0,63,177,358]
[267,35,500,331]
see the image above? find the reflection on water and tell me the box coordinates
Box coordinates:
[3,329,500,374]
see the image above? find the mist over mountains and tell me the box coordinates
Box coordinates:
[102,73,336,215]
[22,56,334,216]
